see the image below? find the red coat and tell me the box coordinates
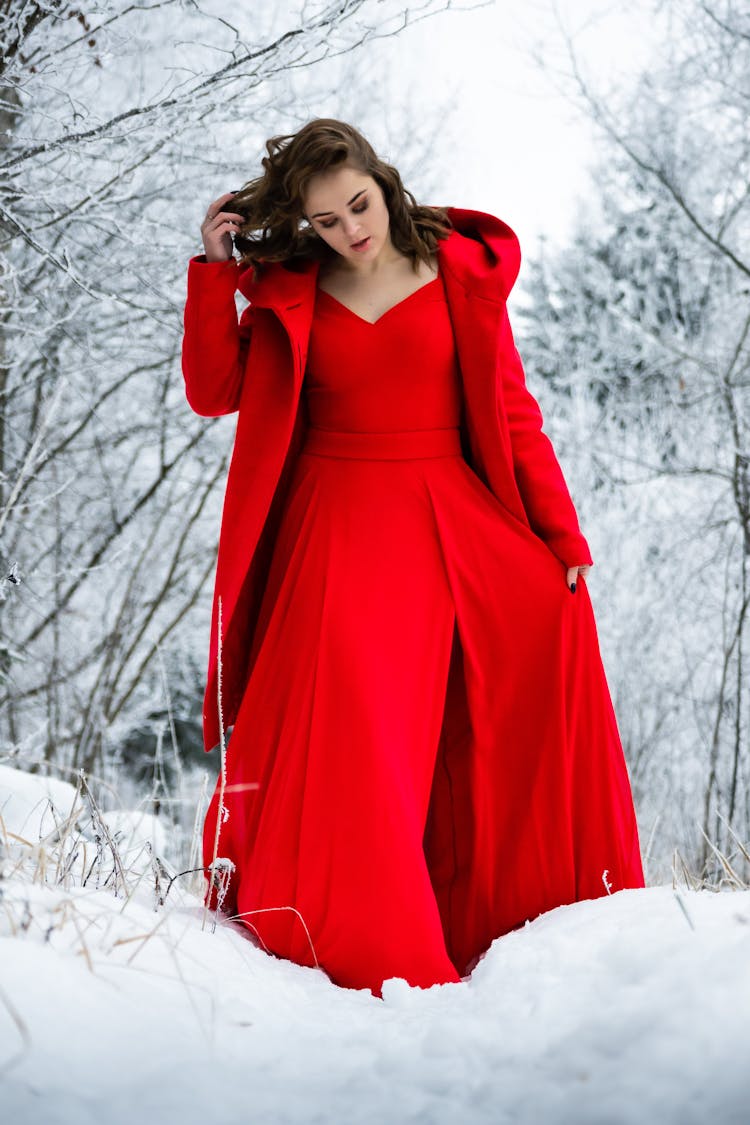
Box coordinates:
[181,206,593,754]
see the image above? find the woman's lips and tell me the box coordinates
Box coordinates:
[351,236,370,251]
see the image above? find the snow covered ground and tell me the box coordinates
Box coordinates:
[1,763,748,1124]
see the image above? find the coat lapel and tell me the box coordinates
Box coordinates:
[238,262,314,394]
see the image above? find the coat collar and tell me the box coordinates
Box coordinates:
[235,205,521,311]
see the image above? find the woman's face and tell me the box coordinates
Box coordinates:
[301,164,393,267]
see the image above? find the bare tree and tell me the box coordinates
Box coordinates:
[0,0,461,785]
[519,0,750,880]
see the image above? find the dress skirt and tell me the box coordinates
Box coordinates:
[201,273,645,998]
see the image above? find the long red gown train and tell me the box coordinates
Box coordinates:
[202,264,645,997]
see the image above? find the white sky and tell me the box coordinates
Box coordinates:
[401,0,659,251]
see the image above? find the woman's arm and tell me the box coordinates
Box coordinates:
[498,305,594,570]
[181,254,254,417]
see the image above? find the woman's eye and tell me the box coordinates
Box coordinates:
[320,202,368,230]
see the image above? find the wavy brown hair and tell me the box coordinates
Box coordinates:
[229,118,453,278]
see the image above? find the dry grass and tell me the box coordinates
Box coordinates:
[0,762,208,936]
[671,812,750,893]
[2,752,747,962]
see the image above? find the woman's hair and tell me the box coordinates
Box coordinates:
[229,118,453,277]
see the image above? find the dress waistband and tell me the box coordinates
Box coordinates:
[302,425,463,460]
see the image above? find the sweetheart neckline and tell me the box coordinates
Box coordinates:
[315,275,442,326]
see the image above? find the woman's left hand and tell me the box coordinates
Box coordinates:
[566,564,591,593]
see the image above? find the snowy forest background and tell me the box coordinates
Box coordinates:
[1,0,748,889]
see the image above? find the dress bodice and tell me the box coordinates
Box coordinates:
[303,267,463,432]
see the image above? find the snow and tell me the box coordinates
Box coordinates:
[1,765,748,1124]
[0,764,81,841]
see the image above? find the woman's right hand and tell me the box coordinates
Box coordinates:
[200,191,246,262]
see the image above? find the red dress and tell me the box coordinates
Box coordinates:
[202,263,645,997]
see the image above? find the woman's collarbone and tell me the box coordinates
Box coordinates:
[318,255,438,317]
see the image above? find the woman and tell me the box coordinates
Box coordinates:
[182,118,645,998]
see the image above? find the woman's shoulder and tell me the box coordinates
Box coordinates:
[441,207,521,299]
[443,205,518,238]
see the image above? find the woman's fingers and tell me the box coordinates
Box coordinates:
[208,209,245,223]
[201,193,243,235]
[205,191,241,222]
[200,191,246,261]
[210,190,237,213]
[565,563,592,592]
[204,213,244,231]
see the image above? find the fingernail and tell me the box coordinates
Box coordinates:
[569,582,576,593]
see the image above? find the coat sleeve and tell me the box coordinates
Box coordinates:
[498,305,594,569]
[181,254,254,417]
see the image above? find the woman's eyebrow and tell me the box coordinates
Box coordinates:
[311,189,367,218]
